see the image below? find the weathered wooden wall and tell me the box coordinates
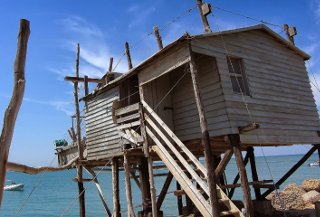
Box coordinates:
[192,29,320,145]
[169,54,232,141]
[85,87,121,160]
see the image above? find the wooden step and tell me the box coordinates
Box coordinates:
[220,209,239,216]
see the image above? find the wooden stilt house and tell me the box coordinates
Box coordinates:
[58,24,320,217]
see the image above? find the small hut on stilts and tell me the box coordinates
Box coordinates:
[57,1,320,216]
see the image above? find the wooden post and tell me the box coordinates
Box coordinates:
[188,42,220,217]
[157,172,173,210]
[108,57,114,72]
[215,149,233,178]
[148,156,158,217]
[0,19,30,206]
[196,0,212,33]
[139,157,151,213]
[283,24,296,45]
[125,42,133,70]
[112,158,121,217]
[228,151,250,198]
[248,147,262,200]
[124,154,136,217]
[73,43,86,217]
[153,26,163,50]
[176,182,183,216]
[228,134,254,217]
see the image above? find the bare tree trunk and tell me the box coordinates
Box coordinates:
[0,19,30,206]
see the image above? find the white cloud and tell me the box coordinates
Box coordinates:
[24,97,74,116]
[52,16,127,81]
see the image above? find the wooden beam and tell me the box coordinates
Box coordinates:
[7,156,78,174]
[157,172,173,210]
[84,167,112,217]
[124,154,136,217]
[238,123,259,133]
[125,42,133,70]
[248,147,262,200]
[108,57,114,72]
[112,158,121,217]
[64,76,102,83]
[188,41,220,217]
[74,43,85,217]
[215,149,233,178]
[153,26,163,50]
[228,151,250,198]
[261,145,318,198]
[0,19,30,206]
[196,0,212,33]
[229,134,254,217]
[139,157,151,213]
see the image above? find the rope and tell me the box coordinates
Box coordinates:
[307,60,320,92]
[13,156,57,217]
[212,4,283,30]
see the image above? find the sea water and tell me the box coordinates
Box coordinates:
[1,154,319,217]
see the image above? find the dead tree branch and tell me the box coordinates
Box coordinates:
[6,156,78,174]
[0,19,30,206]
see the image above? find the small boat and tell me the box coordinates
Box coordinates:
[4,180,24,191]
[308,161,320,167]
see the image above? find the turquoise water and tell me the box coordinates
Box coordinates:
[1,154,319,217]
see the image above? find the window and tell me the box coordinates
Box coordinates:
[227,56,250,96]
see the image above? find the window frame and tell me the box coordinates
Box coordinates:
[226,56,251,96]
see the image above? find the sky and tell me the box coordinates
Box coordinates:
[0,0,319,166]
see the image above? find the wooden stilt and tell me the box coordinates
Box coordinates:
[139,157,151,213]
[176,182,183,216]
[77,166,86,217]
[148,156,158,217]
[124,154,136,217]
[262,145,319,198]
[125,42,133,70]
[84,167,112,217]
[228,151,250,198]
[188,41,220,217]
[248,147,262,200]
[112,158,121,217]
[228,134,254,217]
[73,43,86,217]
[157,172,173,210]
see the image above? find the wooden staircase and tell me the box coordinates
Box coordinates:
[115,101,244,217]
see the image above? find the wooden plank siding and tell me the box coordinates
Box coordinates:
[85,87,122,160]
[169,54,232,141]
[192,29,320,145]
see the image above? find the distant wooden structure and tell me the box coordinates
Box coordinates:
[56,7,320,217]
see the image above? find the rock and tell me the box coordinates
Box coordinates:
[301,179,320,192]
[302,190,320,204]
[269,184,307,210]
